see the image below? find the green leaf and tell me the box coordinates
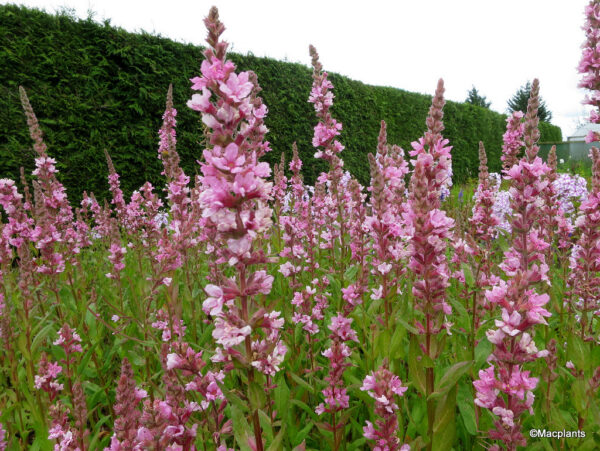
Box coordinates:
[248,381,266,411]
[293,422,314,446]
[229,405,254,451]
[31,321,55,353]
[474,338,492,368]
[567,333,586,371]
[570,379,587,414]
[288,372,315,394]
[274,376,290,421]
[77,340,100,376]
[290,399,319,422]
[461,263,475,287]
[389,325,406,360]
[266,425,286,451]
[448,296,468,326]
[429,361,472,400]
[408,335,426,395]
[31,421,52,450]
[223,388,249,414]
[432,385,457,450]
[396,317,419,335]
[344,265,359,281]
[17,333,31,360]
[457,382,477,435]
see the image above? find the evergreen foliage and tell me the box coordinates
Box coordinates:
[0,5,562,203]
[507,81,553,122]
[465,86,491,108]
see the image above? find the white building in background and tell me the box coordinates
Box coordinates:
[567,123,600,142]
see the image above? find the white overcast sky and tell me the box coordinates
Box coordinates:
[3,0,593,137]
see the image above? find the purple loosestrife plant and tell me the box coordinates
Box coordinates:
[360,361,410,451]
[473,79,551,451]
[19,87,73,230]
[308,45,352,288]
[306,54,362,440]
[315,314,359,450]
[133,344,200,450]
[0,421,6,451]
[278,145,314,293]
[543,147,575,252]
[0,179,47,423]
[157,85,201,268]
[20,88,87,301]
[500,112,525,177]
[367,122,410,327]
[569,148,600,341]
[540,147,574,324]
[579,0,600,142]
[105,149,128,227]
[165,341,232,447]
[188,8,285,450]
[403,79,455,451]
[36,325,89,450]
[465,142,502,356]
[470,142,501,244]
[106,358,147,450]
[572,0,600,340]
[272,153,288,218]
[344,179,370,316]
[154,87,205,343]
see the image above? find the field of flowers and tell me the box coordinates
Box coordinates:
[1,3,600,451]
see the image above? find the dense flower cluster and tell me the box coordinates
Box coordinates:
[474,79,551,450]
[3,4,600,450]
[187,8,284,449]
[308,46,344,163]
[501,112,525,175]
[315,314,358,418]
[569,147,600,340]
[492,172,589,235]
[554,173,589,214]
[35,325,88,450]
[470,142,500,242]
[0,421,6,451]
[405,79,454,331]
[360,362,410,451]
[366,122,411,324]
[579,0,600,142]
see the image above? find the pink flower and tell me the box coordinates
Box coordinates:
[54,324,83,355]
[492,407,515,428]
[219,72,253,102]
[495,309,522,336]
[202,284,225,316]
[212,317,251,348]
[187,89,212,112]
[0,421,6,451]
[474,366,498,409]
[524,292,551,325]
[166,353,185,370]
[328,314,358,342]
[360,363,410,450]
[474,79,551,450]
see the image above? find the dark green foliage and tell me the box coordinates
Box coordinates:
[507,80,553,123]
[465,86,491,109]
[538,121,562,143]
[0,5,562,203]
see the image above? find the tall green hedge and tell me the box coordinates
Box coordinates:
[0,5,562,203]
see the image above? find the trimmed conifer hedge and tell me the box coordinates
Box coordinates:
[0,5,562,202]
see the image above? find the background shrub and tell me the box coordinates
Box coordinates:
[0,5,562,203]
